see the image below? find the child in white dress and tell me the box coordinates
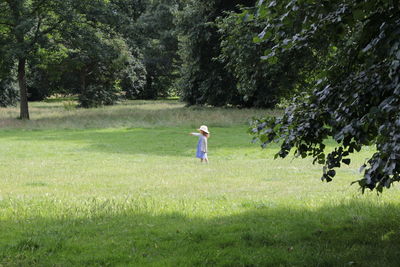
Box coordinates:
[190,125,210,163]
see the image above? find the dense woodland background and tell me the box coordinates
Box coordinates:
[0,0,268,113]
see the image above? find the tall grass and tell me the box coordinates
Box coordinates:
[0,100,279,129]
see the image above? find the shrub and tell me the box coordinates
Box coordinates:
[78,85,119,108]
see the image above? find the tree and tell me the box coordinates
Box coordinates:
[250,0,400,192]
[119,49,147,101]
[59,20,135,107]
[218,7,296,108]
[176,0,255,106]
[25,46,65,101]
[0,0,75,119]
[0,24,18,107]
[0,0,145,118]
[133,0,182,99]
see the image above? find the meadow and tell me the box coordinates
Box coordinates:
[1,100,400,266]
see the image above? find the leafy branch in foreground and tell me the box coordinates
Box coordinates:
[250,0,400,192]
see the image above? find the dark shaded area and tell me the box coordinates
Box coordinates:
[178,0,261,108]
[1,201,400,266]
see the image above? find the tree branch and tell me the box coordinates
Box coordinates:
[0,5,10,14]
[40,17,65,36]
[28,17,64,49]
[0,21,14,27]
[29,15,42,46]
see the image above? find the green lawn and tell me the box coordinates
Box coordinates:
[1,101,400,266]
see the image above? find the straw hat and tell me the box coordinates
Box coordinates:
[198,125,210,134]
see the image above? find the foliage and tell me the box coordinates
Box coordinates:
[0,29,18,106]
[120,50,147,100]
[78,84,119,108]
[218,9,294,108]
[0,0,81,118]
[58,23,136,107]
[250,0,400,192]
[45,1,150,107]
[25,44,71,101]
[0,0,147,117]
[0,79,18,107]
[0,45,18,106]
[132,0,182,99]
[25,26,137,107]
[176,0,255,106]
[26,67,54,101]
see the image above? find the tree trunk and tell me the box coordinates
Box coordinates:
[80,70,86,92]
[18,57,29,120]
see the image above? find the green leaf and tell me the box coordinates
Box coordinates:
[342,158,351,165]
[327,169,336,177]
[352,9,364,21]
[253,36,262,43]
[267,56,278,64]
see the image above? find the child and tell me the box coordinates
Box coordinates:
[190,125,210,163]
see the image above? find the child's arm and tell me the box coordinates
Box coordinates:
[189,132,201,136]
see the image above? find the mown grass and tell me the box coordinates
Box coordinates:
[1,100,400,266]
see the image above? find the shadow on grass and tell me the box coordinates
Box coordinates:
[1,200,400,266]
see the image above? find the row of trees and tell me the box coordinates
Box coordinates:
[0,0,147,118]
[1,0,296,119]
[0,0,178,118]
[178,0,297,108]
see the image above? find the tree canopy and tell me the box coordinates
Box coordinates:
[176,0,257,107]
[250,0,400,192]
[1,0,306,117]
[0,0,146,117]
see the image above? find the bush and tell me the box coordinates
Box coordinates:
[121,56,147,100]
[78,85,119,108]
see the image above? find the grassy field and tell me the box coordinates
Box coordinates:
[1,100,400,266]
